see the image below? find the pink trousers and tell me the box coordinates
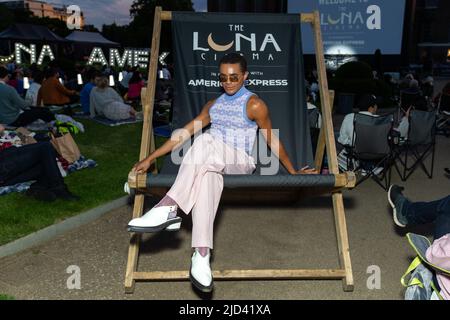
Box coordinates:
[166,133,256,249]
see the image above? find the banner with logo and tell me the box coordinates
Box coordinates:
[170,12,312,173]
[288,0,406,55]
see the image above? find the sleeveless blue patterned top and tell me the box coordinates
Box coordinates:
[209,86,258,155]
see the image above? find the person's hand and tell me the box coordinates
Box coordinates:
[404,106,412,118]
[132,157,152,174]
[296,166,319,175]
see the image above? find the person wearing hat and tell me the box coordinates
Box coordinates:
[338,94,409,147]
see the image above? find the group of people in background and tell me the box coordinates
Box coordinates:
[0,60,159,122]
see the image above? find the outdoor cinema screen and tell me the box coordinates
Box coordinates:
[288,0,406,55]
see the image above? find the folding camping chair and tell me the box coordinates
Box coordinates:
[400,90,425,111]
[124,8,355,293]
[436,93,450,136]
[345,113,395,191]
[395,110,436,181]
[308,107,321,155]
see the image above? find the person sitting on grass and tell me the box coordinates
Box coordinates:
[37,68,78,107]
[0,124,79,202]
[0,67,55,128]
[89,75,139,121]
[79,68,98,116]
[25,70,44,107]
[127,71,145,101]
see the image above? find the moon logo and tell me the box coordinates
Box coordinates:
[327,15,340,25]
[207,33,234,52]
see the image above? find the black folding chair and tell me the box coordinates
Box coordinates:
[346,113,395,190]
[400,90,427,111]
[308,108,321,156]
[395,110,436,181]
[436,93,450,136]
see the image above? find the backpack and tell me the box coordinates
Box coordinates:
[401,233,445,300]
[54,121,80,135]
[401,256,442,300]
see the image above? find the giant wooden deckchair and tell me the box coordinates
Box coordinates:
[125,7,356,293]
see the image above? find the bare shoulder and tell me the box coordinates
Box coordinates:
[201,98,217,115]
[247,95,269,118]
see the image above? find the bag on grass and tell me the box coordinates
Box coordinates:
[16,127,37,145]
[50,132,80,164]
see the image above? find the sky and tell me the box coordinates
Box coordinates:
[0,0,208,29]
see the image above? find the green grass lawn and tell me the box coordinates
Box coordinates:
[0,119,167,246]
[0,294,15,300]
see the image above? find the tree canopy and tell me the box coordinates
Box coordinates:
[127,0,194,49]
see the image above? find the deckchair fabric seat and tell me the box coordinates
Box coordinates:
[146,173,336,188]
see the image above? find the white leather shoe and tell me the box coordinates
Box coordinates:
[124,182,130,194]
[190,250,213,292]
[127,205,181,233]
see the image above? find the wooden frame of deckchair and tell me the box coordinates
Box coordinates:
[124,7,355,293]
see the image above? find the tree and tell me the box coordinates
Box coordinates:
[0,5,14,32]
[102,23,130,46]
[128,0,194,49]
[83,25,100,33]
[0,6,70,37]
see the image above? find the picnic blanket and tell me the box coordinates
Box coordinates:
[154,125,172,138]
[8,115,85,133]
[89,116,142,127]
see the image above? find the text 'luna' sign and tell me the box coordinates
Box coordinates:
[14,43,55,65]
[289,0,406,54]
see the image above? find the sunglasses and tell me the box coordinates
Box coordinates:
[219,73,241,83]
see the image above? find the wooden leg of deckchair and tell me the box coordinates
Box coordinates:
[314,90,335,171]
[332,191,354,291]
[125,6,162,293]
[124,193,145,293]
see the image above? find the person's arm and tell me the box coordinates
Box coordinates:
[9,85,30,110]
[397,107,411,139]
[110,88,124,102]
[133,99,216,173]
[55,78,76,97]
[89,90,97,118]
[247,96,317,174]
[36,87,43,107]
[337,114,353,146]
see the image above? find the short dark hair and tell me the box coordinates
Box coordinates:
[45,68,58,79]
[219,53,247,73]
[85,68,99,81]
[32,70,44,84]
[129,71,142,84]
[0,67,9,79]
